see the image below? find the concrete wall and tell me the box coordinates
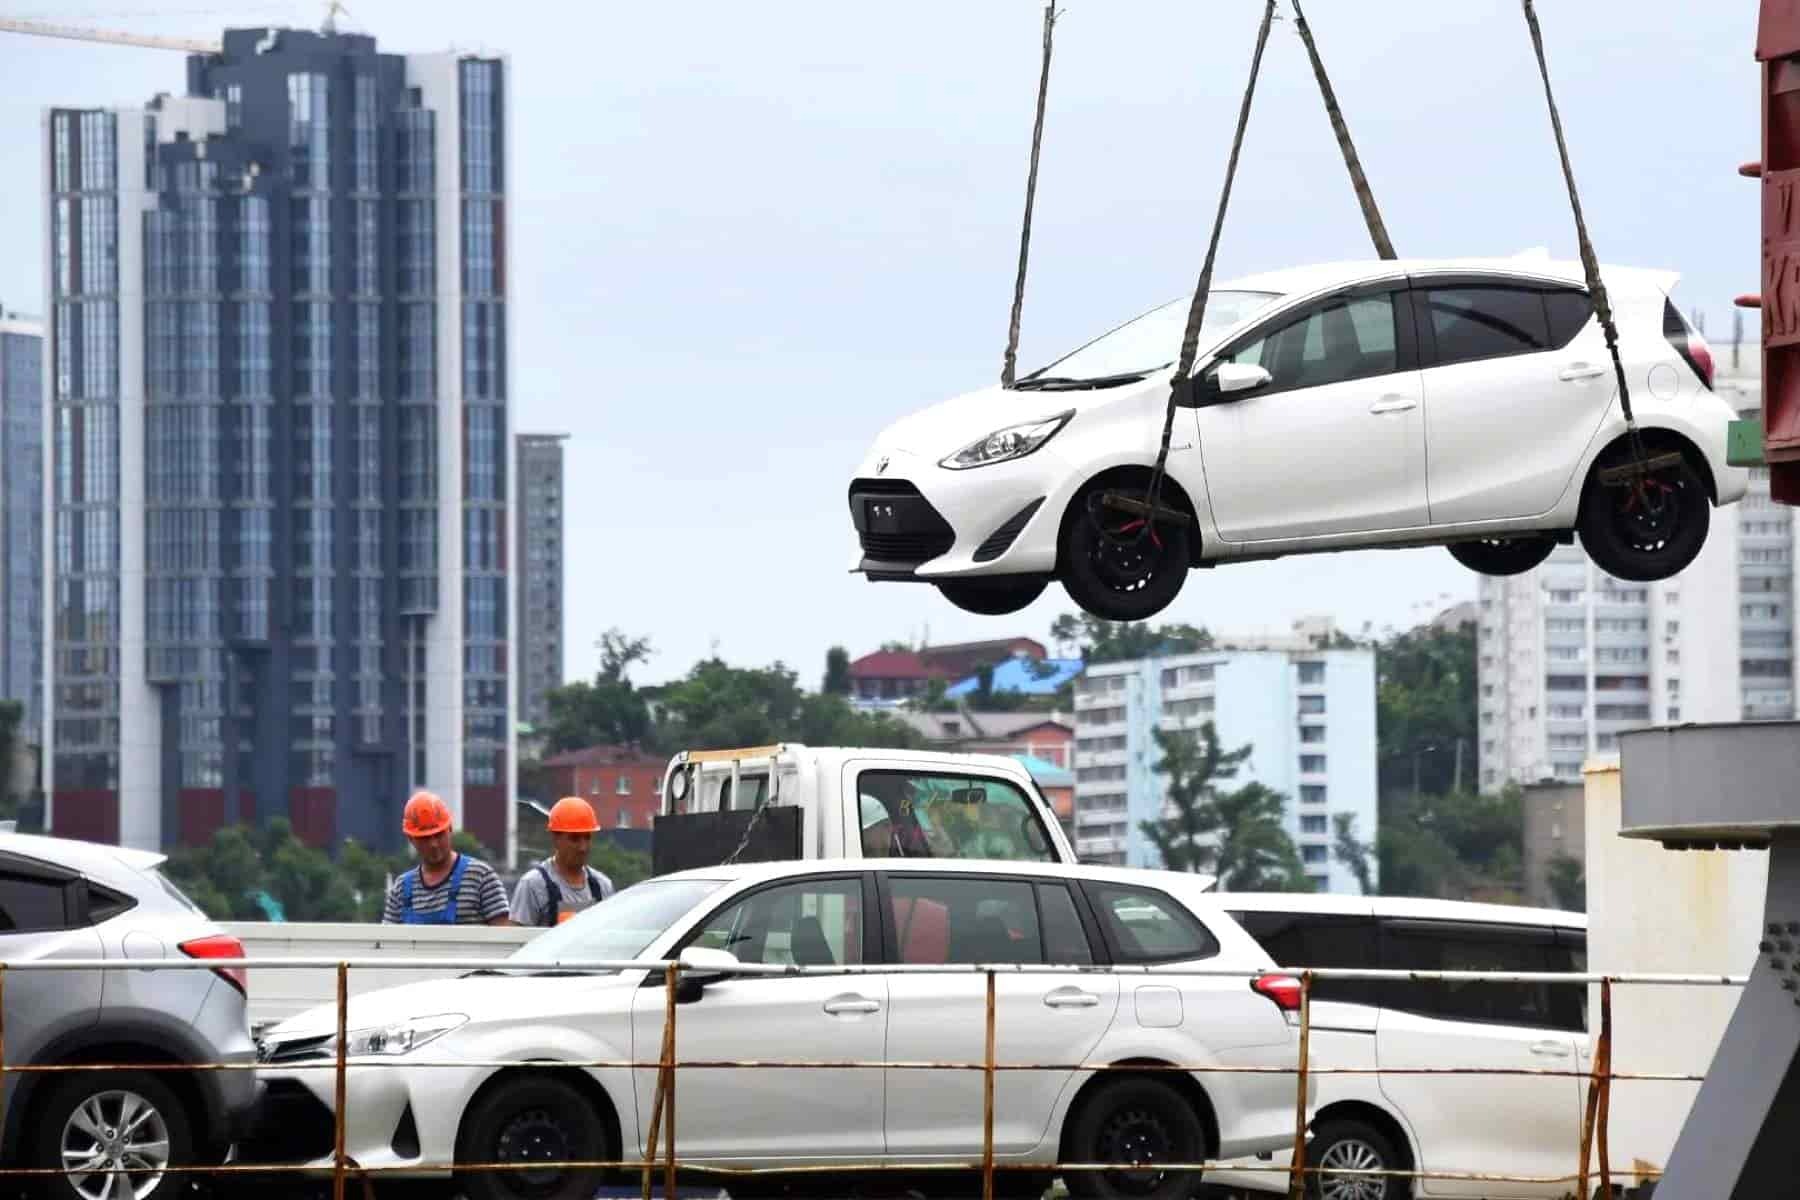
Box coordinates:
[1584,756,1762,1187]
[1521,780,1585,907]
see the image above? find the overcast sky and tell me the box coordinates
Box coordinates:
[0,0,1763,686]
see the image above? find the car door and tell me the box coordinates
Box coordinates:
[1410,276,1606,525]
[630,873,887,1164]
[1194,280,1428,542]
[880,873,1120,1159]
[0,857,106,1121]
[1374,919,1584,1199]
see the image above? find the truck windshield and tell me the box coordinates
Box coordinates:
[507,877,726,967]
[857,771,1058,862]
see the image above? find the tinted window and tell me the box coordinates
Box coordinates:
[1085,883,1218,963]
[1545,290,1593,347]
[686,877,864,968]
[1038,883,1095,965]
[1225,294,1398,393]
[857,771,1056,863]
[1229,911,1381,1006]
[890,876,1040,965]
[0,873,72,933]
[1423,286,1551,366]
[1382,920,1579,1032]
[85,881,136,923]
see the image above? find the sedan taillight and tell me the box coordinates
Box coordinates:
[180,933,248,994]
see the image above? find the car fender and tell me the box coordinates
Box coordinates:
[1026,1032,1248,1161]
[1556,405,1739,526]
[439,1023,638,1156]
[1037,394,1224,552]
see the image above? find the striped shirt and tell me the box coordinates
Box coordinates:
[380,854,510,925]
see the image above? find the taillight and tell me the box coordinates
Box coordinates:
[1689,335,1716,390]
[180,933,248,995]
[1251,973,1304,1013]
[1663,298,1715,391]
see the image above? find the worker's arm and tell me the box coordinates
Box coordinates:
[473,861,513,927]
[487,914,515,927]
[379,876,405,924]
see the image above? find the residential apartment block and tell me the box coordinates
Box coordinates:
[0,313,43,741]
[516,432,566,730]
[44,28,514,852]
[1072,638,1378,893]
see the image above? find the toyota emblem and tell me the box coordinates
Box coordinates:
[876,456,889,475]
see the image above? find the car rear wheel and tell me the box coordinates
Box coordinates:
[1578,450,1710,582]
[1059,487,1190,622]
[1308,1117,1409,1200]
[937,577,1048,615]
[1446,535,1556,576]
[34,1071,195,1200]
[457,1076,609,1200]
[1064,1077,1209,1200]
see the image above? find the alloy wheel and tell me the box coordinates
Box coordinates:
[1316,1136,1387,1200]
[59,1090,173,1200]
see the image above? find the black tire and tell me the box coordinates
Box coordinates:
[1058,487,1191,622]
[937,577,1048,616]
[32,1070,197,1200]
[456,1077,609,1200]
[1446,535,1556,577]
[1577,451,1710,582]
[1063,1077,1209,1200]
[1307,1117,1409,1200]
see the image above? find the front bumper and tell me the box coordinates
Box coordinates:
[846,449,1069,580]
[240,1059,484,1177]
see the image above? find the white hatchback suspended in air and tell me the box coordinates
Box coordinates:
[847,256,1747,621]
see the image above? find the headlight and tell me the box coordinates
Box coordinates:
[330,1013,468,1058]
[939,411,1073,470]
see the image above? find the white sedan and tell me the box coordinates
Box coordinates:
[251,860,1308,1200]
[848,256,1747,621]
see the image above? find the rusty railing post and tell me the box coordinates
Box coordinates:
[333,961,349,1200]
[0,963,9,1138]
[983,969,997,1200]
[1286,972,1312,1200]
[1576,984,1601,1200]
[642,963,677,1200]
[663,962,679,1200]
[1597,978,1614,1199]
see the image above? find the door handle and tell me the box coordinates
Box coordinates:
[1044,989,1100,1009]
[1529,1040,1572,1058]
[1368,396,1417,414]
[1559,364,1608,382]
[823,996,881,1015]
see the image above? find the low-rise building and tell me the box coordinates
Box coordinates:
[527,745,664,832]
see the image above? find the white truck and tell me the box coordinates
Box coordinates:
[655,743,1077,871]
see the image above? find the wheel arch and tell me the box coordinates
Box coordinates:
[1311,1097,1418,1174]
[1579,426,1719,519]
[452,1064,625,1174]
[2,1029,217,1164]
[1057,1060,1220,1164]
[1056,465,1205,568]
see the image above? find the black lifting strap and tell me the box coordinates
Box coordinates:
[1520,0,1652,482]
[1001,4,1061,390]
[1291,0,1396,260]
[1111,0,1276,532]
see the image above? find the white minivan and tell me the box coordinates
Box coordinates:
[1206,893,1588,1200]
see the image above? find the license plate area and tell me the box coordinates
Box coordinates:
[864,499,903,532]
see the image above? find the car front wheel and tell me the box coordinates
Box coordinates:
[1446,535,1556,576]
[1578,451,1710,582]
[937,577,1048,615]
[1059,486,1191,622]
[1064,1078,1209,1200]
[34,1071,195,1200]
[457,1076,610,1200]
[1308,1117,1409,1200]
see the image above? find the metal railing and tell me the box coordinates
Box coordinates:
[0,956,1750,1200]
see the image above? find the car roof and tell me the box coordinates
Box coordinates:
[1223,254,1674,302]
[650,857,1217,893]
[0,831,165,879]
[1211,888,1586,929]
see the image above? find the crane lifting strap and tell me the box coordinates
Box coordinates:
[1001,4,1061,389]
[1291,0,1396,260]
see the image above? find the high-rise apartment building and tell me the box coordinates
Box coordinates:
[515,432,565,730]
[1071,633,1378,893]
[44,28,514,852]
[1477,341,1779,789]
[1,313,44,741]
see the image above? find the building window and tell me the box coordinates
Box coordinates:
[617,810,631,829]
[1299,815,1328,835]
[1298,695,1326,715]
[1300,785,1326,805]
[1301,845,1328,864]
[616,775,631,796]
[1299,725,1325,744]
[1297,662,1326,685]
[1300,755,1327,774]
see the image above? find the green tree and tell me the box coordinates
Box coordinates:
[1051,613,1213,665]
[1547,854,1586,912]
[1375,622,1477,797]
[1333,812,1376,895]
[822,646,852,696]
[542,629,656,753]
[655,658,926,752]
[1139,723,1307,889]
[1377,786,1525,901]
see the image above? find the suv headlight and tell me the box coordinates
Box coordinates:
[939,411,1073,470]
[329,1013,468,1058]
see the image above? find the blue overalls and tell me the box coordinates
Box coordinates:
[398,852,470,925]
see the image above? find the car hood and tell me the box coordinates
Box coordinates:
[266,970,639,1041]
[872,377,1162,460]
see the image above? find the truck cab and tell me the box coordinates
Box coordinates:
[656,744,1077,871]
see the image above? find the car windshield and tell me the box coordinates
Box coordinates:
[1024,291,1283,383]
[506,877,726,966]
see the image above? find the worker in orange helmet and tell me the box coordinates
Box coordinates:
[509,796,617,926]
[381,790,512,925]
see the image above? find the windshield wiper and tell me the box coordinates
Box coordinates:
[1012,369,1158,391]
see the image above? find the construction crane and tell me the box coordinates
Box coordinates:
[0,16,220,54]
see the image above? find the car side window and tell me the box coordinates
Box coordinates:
[1420,285,1552,367]
[685,877,864,969]
[1224,293,1398,395]
[1382,920,1574,1031]
[1037,883,1096,966]
[1229,911,1381,1006]
[1084,883,1218,963]
[889,875,1042,965]
[0,871,74,934]
[1544,289,1593,348]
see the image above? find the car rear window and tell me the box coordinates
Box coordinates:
[1228,910,1381,1006]
[1421,285,1551,366]
[1084,883,1218,963]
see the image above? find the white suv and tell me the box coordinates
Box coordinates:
[848,256,1745,621]
[1208,892,1588,1200]
[252,860,1311,1200]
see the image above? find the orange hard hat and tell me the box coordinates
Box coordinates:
[547,795,600,834]
[402,790,453,838]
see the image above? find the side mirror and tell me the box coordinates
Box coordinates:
[675,946,740,1001]
[1214,362,1273,396]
